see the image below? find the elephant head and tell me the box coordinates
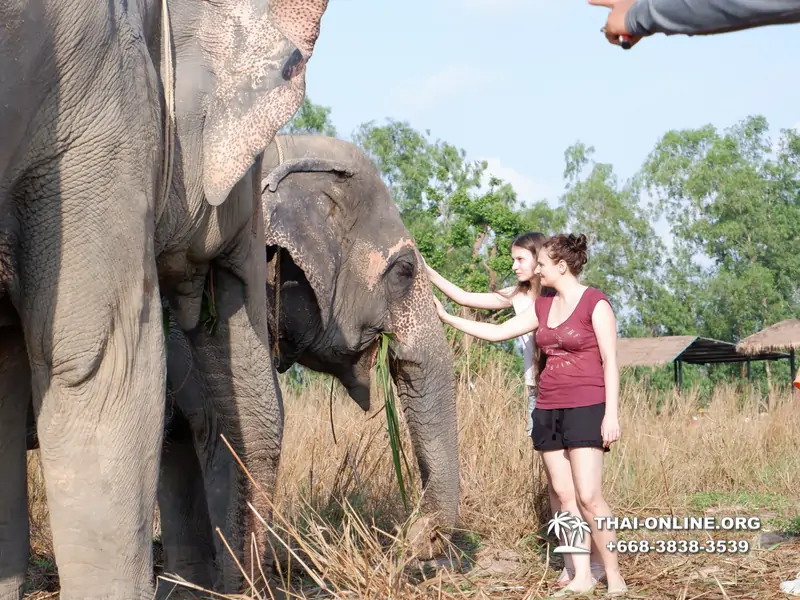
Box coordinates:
[261,134,460,553]
[163,0,329,207]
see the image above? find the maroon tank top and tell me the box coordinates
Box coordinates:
[534,287,611,410]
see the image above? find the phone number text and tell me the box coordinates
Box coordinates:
[607,539,750,554]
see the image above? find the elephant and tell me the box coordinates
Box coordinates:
[153,134,461,588]
[262,134,460,547]
[1,1,328,598]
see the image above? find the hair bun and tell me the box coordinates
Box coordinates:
[542,232,590,275]
[569,233,588,253]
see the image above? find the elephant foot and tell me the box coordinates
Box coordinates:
[405,515,448,561]
[0,578,24,600]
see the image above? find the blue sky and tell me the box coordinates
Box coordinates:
[303,1,800,211]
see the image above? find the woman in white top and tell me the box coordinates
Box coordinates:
[424,231,604,588]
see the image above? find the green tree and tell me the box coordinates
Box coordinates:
[642,115,800,342]
[558,142,667,336]
[281,97,337,137]
[639,115,800,390]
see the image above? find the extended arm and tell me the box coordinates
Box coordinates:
[435,298,539,343]
[592,300,620,418]
[626,0,800,36]
[425,264,513,310]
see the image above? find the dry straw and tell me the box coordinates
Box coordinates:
[24,344,800,599]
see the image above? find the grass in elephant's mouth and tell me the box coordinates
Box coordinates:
[24,356,800,599]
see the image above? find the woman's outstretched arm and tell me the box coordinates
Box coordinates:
[433,296,539,342]
[425,262,515,310]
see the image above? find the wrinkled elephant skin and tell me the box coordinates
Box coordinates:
[1,1,328,599]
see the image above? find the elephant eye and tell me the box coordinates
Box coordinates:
[384,253,416,301]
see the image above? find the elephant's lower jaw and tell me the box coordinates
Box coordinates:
[333,344,378,412]
[343,381,370,412]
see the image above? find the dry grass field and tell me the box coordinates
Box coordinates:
[22,355,800,600]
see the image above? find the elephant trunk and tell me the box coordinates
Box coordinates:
[390,336,459,536]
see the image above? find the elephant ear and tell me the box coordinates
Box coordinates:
[262,158,355,326]
[199,0,329,206]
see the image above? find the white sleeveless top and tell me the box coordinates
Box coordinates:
[510,291,536,387]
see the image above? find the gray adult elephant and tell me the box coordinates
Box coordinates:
[1,1,328,599]
[155,134,460,588]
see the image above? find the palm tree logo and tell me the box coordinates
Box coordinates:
[547,510,590,554]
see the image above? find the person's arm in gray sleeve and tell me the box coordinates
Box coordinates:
[626,0,800,36]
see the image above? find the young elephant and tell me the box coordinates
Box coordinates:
[155,135,460,588]
[263,134,460,542]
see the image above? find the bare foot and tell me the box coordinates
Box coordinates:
[605,569,628,596]
[554,574,596,596]
[555,568,573,588]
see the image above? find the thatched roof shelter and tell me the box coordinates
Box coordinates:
[617,334,794,387]
[735,319,800,356]
[617,335,697,367]
[617,335,791,368]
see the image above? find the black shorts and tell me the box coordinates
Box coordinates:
[531,403,609,452]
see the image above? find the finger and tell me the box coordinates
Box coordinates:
[588,0,616,6]
[605,30,622,45]
[620,35,642,49]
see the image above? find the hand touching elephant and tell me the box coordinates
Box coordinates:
[1,1,328,598]
[156,135,461,587]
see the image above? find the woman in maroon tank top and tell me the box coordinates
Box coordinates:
[431,233,627,597]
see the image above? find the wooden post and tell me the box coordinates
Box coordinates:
[790,348,796,386]
[746,359,752,381]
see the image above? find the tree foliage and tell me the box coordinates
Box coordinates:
[281,97,338,137]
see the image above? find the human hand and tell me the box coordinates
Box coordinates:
[431,295,448,321]
[589,0,643,48]
[421,255,438,279]
[601,414,621,447]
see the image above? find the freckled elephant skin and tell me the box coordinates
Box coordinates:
[2,1,329,598]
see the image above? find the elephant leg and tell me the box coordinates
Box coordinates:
[21,175,165,600]
[181,259,282,595]
[156,410,216,598]
[0,328,31,600]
